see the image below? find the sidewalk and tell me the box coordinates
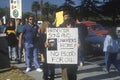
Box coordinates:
[15,56,120,80]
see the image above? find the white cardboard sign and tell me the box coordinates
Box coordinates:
[47,28,78,64]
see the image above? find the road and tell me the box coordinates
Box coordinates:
[14,55,120,80]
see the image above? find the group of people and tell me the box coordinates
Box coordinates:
[0,9,120,80]
[0,18,23,63]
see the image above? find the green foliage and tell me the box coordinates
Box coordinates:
[32,1,40,12]
[31,1,40,22]
[0,0,120,26]
[42,2,58,21]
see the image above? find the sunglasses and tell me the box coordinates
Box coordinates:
[29,19,34,20]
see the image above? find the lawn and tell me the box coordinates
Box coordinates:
[0,66,33,80]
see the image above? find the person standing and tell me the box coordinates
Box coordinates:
[19,15,42,72]
[58,11,74,80]
[75,15,88,66]
[38,21,55,80]
[16,19,23,63]
[59,11,71,28]
[0,18,5,33]
[5,19,18,61]
[103,27,120,73]
[61,18,79,80]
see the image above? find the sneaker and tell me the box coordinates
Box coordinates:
[26,68,31,72]
[36,68,43,72]
[80,62,83,67]
[102,68,109,73]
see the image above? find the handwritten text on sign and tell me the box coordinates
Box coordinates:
[47,28,78,64]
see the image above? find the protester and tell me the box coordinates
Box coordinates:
[19,15,42,72]
[59,11,71,28]
[61,18,79,80]
[75,15,88,66]
[5,19,18,61]
[38,21,55,80]
[103,27,120,73]
[15,19,23,63]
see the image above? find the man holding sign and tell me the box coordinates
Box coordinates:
[47,18,79,80]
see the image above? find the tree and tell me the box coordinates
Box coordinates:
[32,1,40,23]
[42,2,58,21]
[64,0,75,5]
[100,0,120,25]
[0,8,5,18]
[57,0,76,19]
[76,0,105,20]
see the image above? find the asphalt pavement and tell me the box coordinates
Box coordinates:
[14,56,120,80]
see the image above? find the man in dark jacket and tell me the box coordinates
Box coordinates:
[75,16,88,66]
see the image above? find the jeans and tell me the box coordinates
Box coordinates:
[24,43,40,68]
[105,52,120,72]
[43,63,55,80]
[18,48,23,62]
[8,46,17,60]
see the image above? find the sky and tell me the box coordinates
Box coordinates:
[0,0,80,12]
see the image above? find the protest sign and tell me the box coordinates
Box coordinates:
[47,28,78,64]
[10,0,22,19]
[56,11,63,27]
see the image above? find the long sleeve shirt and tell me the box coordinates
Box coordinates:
[103,35,119,53]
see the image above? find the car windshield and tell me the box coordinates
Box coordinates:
[92,24,105,30]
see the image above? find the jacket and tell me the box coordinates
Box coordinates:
[103,35,119,53]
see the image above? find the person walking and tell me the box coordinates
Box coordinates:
[38,21,55,80]
[19,15,42,72]
[103,27,120,73]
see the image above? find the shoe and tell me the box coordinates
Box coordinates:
[26,68,31,72]
[80,62,83,67]
[102,68,109,73]
[36,68,43,72]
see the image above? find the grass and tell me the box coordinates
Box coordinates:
[0,66,33,80]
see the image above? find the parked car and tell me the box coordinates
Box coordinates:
[81,21,108,36]
[81,21,108,56]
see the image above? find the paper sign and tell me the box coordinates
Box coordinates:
[47,28,78,64]
[56,11,63,27]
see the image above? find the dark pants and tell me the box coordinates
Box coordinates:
[61,64,78,80]
[105,52,120,72]
[43,62,55,80]
[67,64,78,80]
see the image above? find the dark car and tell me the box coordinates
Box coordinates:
[81,21,108,56]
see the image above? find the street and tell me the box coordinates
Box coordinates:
[15,56,120,80]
